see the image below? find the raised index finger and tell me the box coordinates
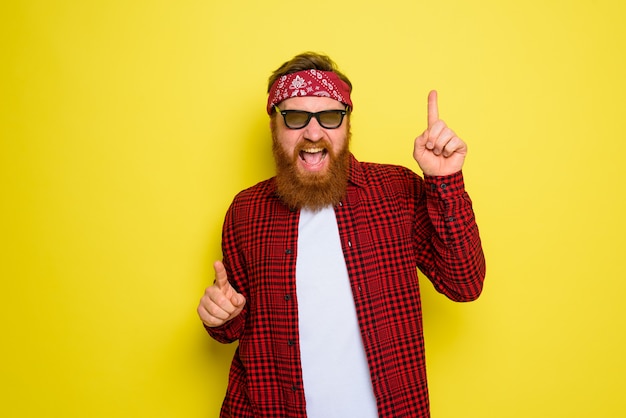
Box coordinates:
[213,260,229,289]
[428,90,439,128]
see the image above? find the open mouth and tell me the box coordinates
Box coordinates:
[299,147,328,168]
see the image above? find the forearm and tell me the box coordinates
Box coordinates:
[419,171,486,301]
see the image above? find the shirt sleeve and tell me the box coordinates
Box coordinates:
[416,170,486,301]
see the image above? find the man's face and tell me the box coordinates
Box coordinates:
[271,96,351,210]
[273,96,349,177]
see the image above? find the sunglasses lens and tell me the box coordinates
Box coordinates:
[284,111,309,129]
[318,111,344,128]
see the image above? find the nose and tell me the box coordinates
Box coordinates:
[303,115,324,142]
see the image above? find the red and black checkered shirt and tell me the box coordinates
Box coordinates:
[206,154,486,417]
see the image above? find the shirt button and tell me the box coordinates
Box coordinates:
[285,248,293,255]
[288,340,295,346]
[284,294,291,301]
[441,183,447,189]
[447,216,455,222]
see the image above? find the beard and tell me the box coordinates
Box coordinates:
[272,131,351,212]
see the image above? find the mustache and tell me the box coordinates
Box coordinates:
[294,139,331,155]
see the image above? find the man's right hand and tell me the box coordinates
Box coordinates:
[197,261,246,327]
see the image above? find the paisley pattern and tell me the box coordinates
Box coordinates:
[267,69,352,114]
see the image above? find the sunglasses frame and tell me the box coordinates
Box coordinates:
[274,106,348,130]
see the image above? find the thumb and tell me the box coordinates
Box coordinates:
[231,292,246,307]
[414,129,430,155]
[415,130,428,147]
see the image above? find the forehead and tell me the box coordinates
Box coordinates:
[278,96,345,111]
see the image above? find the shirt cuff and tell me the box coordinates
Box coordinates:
[424,171,465,199]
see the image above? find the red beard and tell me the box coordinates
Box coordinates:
[272,135,350,211]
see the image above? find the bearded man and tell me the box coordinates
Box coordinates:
[197,52,486,418]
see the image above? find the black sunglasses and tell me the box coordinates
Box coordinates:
[274,106,348,129]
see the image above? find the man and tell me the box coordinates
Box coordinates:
[197,52,486,418]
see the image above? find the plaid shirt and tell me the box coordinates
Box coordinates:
[207,155,485,417]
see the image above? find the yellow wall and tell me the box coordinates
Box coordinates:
[2,1,625,416]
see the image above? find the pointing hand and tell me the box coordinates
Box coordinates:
[413,90,467,176]
[197,261,246,327]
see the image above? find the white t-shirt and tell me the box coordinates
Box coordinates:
[296,206,378,418]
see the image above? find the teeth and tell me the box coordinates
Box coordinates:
[302,147,323,153]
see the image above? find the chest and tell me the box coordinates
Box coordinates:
[236,188,416,292]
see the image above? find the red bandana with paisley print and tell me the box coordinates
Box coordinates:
[267,69,352,114]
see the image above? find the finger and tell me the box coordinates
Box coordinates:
[197,297,230,327]
[430,127,456,155]
[213,260,229,290]
[213,261,246,308]
[426,119,447,149]
[428,90,439,128]
[441,136,466,157]
[200,307,229,328]
[204,287,238,317]
[199,300,230,322]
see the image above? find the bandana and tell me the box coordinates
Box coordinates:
[266,69,352,114]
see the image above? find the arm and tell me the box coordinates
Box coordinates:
[417,171,485,301]
[412,91,485,300]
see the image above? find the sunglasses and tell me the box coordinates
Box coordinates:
[274,106,348,129]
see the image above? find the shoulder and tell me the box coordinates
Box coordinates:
[232,177,276,205]
[352,158,424,194]
[225,177,285,223]
[361,161,420,180]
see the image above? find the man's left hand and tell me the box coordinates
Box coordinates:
[413,90,467,176]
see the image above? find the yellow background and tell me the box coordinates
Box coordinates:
[2,1,625,416]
